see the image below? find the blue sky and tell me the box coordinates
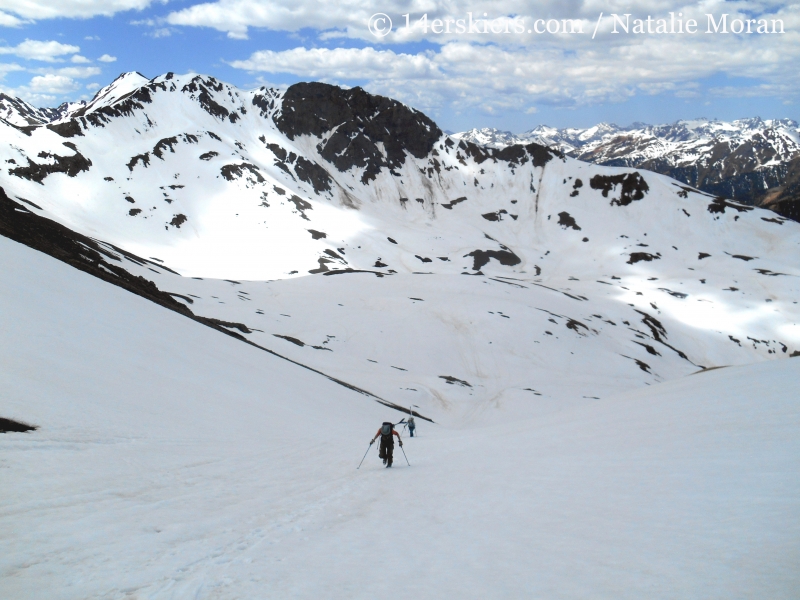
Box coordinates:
[0,1,797,132]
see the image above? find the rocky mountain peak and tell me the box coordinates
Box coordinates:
[274,82,442,182]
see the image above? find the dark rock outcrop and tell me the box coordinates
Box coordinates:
[274,83,442,182]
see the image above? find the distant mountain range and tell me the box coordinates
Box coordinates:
[454,119,800,221]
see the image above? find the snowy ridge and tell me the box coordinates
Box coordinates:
[0,94,86,128]
[453,123,625,155]
[0,72,799,425]
[449,127,528,149]
[0,93,56,126]
[576,117,800,170]
[69,71,150,117]
[455,118,800,156]
[456,119,800,219]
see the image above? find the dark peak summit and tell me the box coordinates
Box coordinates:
[275,82,441,147]
[274,82,442,182]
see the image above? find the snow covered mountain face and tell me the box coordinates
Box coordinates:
[1,72,799,425]
[455,118,800,222]
[0,94,59,126]
[0,94,85,127]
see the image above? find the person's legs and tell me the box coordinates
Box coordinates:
[386,442,394,467]
[379,437,387,462]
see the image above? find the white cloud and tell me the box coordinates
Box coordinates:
[229,22,800,117]
[25,65,101,89]
[44,66,102,79]
[165,0,792,42]
[0,61,24,78]
[709,83,796,99]
[0,0,794,117]
[98,54,117,62]
[165,0,540,39]
[84,35,100,41]
[71,54,91,63]
[174,0,800,115]
[86,82,101,91]
[229,47,442,81]
[0,9,25,26]
[27,73,81,94]
[0,40,80,62]
[0,0,156,20]
[1,66,103,103]
[4,91,56,104]
[130,18,177,37]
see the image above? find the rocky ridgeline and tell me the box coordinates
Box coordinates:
[454,119,800,221]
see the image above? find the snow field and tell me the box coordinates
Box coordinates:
[2,236,799,598]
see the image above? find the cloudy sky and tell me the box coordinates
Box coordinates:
[0,0,796,131]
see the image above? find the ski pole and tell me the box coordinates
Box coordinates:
[399,443,410,466]
[357,441,373,469]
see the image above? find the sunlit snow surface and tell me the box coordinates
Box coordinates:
[2,236,799,599]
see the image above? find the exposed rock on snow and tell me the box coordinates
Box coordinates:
[0,416,38,433]
[274,82,442,183]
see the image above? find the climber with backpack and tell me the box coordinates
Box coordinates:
[370,422,403,468]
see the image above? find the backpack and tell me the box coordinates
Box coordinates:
[380,422,393,437]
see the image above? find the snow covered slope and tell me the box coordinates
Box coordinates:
[0,93,52,126]
[1,72,799,424]
[2,234,798,599]
[0,94,82,127]
[456,119,800,219]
